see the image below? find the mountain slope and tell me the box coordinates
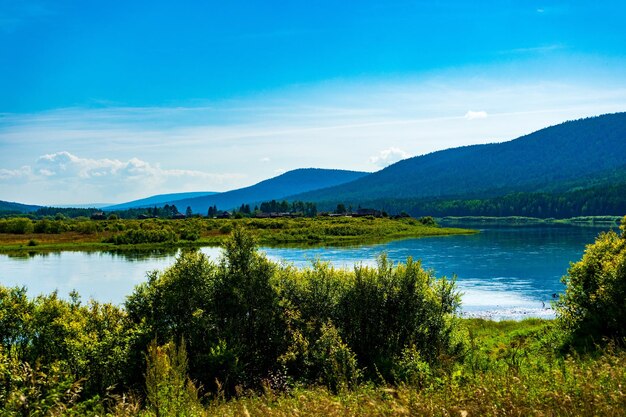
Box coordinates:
[164,168,369,213]
[0,200,41,213]
[291,113,626,203]
[104,192,218,211]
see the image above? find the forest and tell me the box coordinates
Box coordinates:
[1,220,625,416]
[314,180,626,219]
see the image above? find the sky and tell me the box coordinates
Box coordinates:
[1,1,626,205]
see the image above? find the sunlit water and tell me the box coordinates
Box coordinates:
[0,226,611,320]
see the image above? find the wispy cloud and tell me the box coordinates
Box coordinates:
[0,165,32,180]
[502,44,565,55]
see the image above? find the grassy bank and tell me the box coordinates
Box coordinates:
[0,216,475,254]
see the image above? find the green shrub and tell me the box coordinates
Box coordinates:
[106,228,178,245]
[311,322,361,392]
[179,228,200,241]
[143,340,203,417]
[219,224,233,234]
[557,216,626,346]
[0,218,34,234]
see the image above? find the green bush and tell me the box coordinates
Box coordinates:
[557,216,626,346]
[106,228,178,245]
[179,228,200,241]
[143,340,203,417]
[0,218,34,234]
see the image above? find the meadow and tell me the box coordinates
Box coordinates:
[0,215,474,253]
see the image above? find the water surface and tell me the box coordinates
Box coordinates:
[0,226,610,319]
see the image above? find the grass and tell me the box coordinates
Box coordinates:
[0,216,475,254]
[117,318,622,417]
[199,319,626,417]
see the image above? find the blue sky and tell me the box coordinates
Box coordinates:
[1,1,626,204]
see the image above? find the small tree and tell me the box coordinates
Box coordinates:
[557,216,626,346]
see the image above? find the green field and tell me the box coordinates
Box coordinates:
[0,216,475,253]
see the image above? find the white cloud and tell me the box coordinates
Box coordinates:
[464,110,488,120]
[260,157,271,163]
[32,151,229,184]
[369,147,411,167]
[0,165,32,180]
[0,152,244,204]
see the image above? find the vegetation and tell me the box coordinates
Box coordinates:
[0,215,473,253]
[0,218,624,415]
[292,113,626,204]
[557,218,626,347]
[319,181,626,219]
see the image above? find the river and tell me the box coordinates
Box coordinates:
[0,225,611,320]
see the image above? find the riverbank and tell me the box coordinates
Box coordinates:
[439,215,622,227]
[0,216,475,254]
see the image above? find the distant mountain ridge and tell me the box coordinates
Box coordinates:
[0,200,41,213]
[162,168,369,214]
[4,113,626,218]
[290,113,626,204]
[104,191,218,211]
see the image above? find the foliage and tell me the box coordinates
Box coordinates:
[3,225,626,414]
[0,286,135,400]
[105,227,178,245]
[0,217,34,234]
[557,216,626,346]
[0,216,471,252]
[143,340,203,417]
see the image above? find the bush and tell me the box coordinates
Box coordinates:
[179,228,200,241]
[557,216,626,346]
[143,340,203,416]
[106,228,178,245]
[0,218,34,234]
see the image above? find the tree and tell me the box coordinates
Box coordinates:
[185,206,193,217]
[557,216,626,346]
[335,204,346,214]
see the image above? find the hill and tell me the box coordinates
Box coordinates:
[104,191,218,211]
[0,200,41,214]
[291,113,626,206]
[163,168,369,214]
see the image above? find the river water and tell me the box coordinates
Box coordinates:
[0,225,611,320]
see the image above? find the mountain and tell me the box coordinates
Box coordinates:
[162,168,369,214]
[291,113,626,205]
[0,200,41,213]
[104,192,218,211]
[56,203,113,209]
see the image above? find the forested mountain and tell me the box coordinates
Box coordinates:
[0,200,41,214]
[310,180,626,219]
[162,168,369,214]
[291,113,626,204]
[104,191,218,211]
